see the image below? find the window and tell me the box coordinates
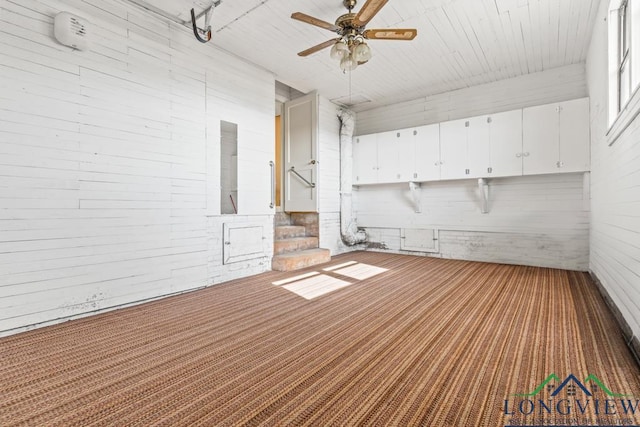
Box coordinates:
[607,0,639,131]
[618,0,631,110]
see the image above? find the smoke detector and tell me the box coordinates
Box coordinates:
[54,12,91,51]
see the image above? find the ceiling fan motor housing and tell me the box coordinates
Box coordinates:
[343,0,358,11]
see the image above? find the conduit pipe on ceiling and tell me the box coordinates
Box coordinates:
[338,109,367,246]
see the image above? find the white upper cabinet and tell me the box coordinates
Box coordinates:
[439,118,469,180]
[396,128,416,182]
[353,97,589,186]
[414,124,440,181]
[558,98,590,173]
[488,109,524,177]
[467,116,491,178]
[353,133,378,184]
[523,97,590,175]
[377,130,401,183]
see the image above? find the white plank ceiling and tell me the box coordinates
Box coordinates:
[127,0,601,111]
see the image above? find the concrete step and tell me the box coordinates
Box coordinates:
[272,248,331,272]
[275,225,306,240]
[274,236,319,255]
[274,212,291,226]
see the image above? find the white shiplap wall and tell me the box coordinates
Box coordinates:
[586,1,640,340]
[0,0,275,335]
[353,64,590,271]
[355,174,590,270]
[356,63,588,135]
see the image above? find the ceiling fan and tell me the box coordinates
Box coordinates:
[292,0,417,71]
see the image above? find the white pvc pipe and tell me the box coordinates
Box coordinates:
[338,109,367,246]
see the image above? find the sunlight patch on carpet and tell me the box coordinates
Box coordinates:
[272,271,319,286]
[281,274,353,300]
[322,261,358,271]
[333,263,388,280]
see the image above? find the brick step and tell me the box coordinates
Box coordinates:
[271,248,331,272]
[275,225,306,240]
[274,236,319,255]
[274,212,291,227]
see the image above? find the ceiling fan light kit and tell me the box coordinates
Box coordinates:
[291,0,417,71]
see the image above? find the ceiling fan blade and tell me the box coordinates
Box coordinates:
[353,0,388,27]
[297,38,340,57]
[363,28,417,40]
[291,12,341,33]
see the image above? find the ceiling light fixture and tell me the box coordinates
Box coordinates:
[292,0,417,72]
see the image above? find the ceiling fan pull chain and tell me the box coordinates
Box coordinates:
[191,0,221,44]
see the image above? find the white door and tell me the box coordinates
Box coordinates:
[559,98,590,173]
[490,110,523,177]
[284,92,318,212]
[353,133,378,184]
[414,124,440,181]
[523,103,559,175]
[440,118,469,180]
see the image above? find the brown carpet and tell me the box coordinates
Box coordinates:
[1,252,639,426]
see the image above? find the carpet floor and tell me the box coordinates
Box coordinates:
[1,252,639,426]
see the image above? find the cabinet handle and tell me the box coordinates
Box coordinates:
[435,162,439,166]
[465,169,470,175]
[465,121,470,127]
[556,161,564,168]
[523,152,530,157]
[487,117,492,124]
[413,172,417,178]
[516,153,522,158]
[487,167,492,173]
[413,130,417,136]
[397,132,400,138]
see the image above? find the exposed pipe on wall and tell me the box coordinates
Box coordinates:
[338,109,367,246]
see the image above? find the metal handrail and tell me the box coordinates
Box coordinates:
[288,166,315,188]
[269,161,275,209]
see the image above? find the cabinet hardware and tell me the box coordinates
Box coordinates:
[465,121,470,127]
[556,161,564,168]
[487,167,492,173]
[465,169,470,175]
[516,153,522,158]
[397,132,400,138]
[487,117,492,123]
[523,152,530,157]
[413,130,417,136]
[309,159,317,164]
[413,172,418,178]
[356,138,359,143]
[224,241,230,245]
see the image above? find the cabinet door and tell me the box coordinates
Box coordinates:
[353,133,378,184]
[396,128,416,182]
[414,124,440,181]
[467,116,491,178]
[490,109,523,177]
[558,98,590,172]
[523,103,559,175]
[376,130,400,183]
[439,118,469,180]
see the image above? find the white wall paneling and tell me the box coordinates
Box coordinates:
[356,64,588,136]
[587,0,640,344]
[355,174,590,271]
[0,0,275,335]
